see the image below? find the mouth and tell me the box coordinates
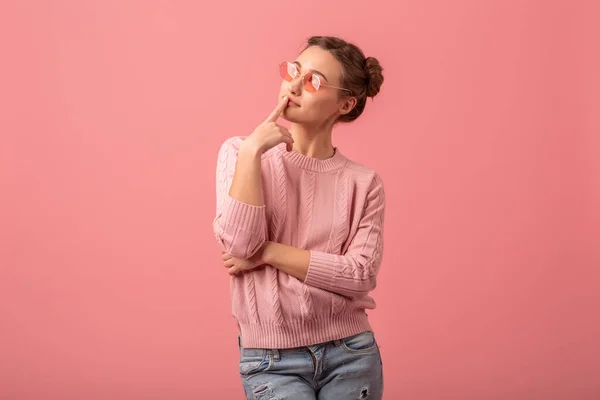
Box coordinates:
[287,98,301,107]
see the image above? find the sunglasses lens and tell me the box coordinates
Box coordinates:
[280,62,296,81]
[279,63,324,93]
[303,73,319,93]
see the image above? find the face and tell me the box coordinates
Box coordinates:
[278,46,356,127]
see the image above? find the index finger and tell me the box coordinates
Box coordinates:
[265,96,289,122]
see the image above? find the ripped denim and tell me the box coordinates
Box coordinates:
[238,331,383,400]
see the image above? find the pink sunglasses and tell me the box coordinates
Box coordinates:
[279,62,352,94]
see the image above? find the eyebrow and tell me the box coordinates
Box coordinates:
[293,61,328,82]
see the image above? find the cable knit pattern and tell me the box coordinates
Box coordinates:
[331,291,346,316]
[269,155,288,242]
[268,267,285,326]
[296,170,316,323]
[245,273,259,323]
[213,136,386,349]
[329,170,350,254]
[328,170,349,317]
[298,170,316,248]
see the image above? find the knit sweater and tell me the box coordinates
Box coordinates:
[213,136,386,349]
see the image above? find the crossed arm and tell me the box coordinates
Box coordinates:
[221,241,311,280]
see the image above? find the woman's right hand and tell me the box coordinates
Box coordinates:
[242,96,294,154]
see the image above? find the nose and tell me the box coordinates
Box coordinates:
[287,75,303,96]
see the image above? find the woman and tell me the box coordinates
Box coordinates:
[213,35,386,399]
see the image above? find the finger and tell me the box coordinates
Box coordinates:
[228,266,238,276]
[278,126,294,143]
[266,96,288,122]
[222,253,232,261]
[283,136,294,152]
[223,259,235,268]
[275,126,294,151]
[278,124,291,135]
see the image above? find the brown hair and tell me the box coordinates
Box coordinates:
[303,36,384,123]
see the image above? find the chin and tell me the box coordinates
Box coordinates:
[282,108,302,123]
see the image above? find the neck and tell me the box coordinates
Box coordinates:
[289,122,335,160]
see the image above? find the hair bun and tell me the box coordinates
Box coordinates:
[364,56,384,97]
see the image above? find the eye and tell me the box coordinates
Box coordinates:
[288,63,299,78]
[311,74,321,90]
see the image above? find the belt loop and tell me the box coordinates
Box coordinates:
[269,349,280,361]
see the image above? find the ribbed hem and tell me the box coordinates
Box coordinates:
[304,251,337,292]
[238,312,372,349]
[274,143,348,172]
[222,194,266,232]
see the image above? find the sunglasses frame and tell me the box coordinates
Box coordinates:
[279,61,353,95]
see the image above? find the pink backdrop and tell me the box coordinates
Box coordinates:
[1,0,599,398]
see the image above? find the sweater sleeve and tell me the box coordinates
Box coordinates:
[304,173,385,300]
[212,137,267,259]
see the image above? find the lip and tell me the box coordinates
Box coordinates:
[287,97,301,107]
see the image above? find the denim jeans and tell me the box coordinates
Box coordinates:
[238,331,384,399]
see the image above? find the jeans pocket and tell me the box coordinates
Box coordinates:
[239,347,271,376]
[341,331,378,354]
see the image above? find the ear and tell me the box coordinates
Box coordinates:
[338,97,357,116]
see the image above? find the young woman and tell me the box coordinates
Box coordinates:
[213,35,386,399]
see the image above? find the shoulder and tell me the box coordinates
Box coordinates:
[342,158,385,191]
[217,136,246,153]
[342,159,386,212]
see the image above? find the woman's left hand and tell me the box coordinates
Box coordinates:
[222,250,263,276]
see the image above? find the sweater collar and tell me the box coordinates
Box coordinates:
[274,143,348,172]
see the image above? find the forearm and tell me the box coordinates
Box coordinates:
[213,138,266,259]
[228,141,264,206]
[260,241,310,281]
[261,241,380,300]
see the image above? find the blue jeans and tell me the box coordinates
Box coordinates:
[238,331,384,399]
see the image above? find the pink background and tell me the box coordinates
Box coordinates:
[1,0,599,398]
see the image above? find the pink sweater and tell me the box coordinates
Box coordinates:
[213,136,386,349]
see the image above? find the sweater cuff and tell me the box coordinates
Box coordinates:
[221,194,266,232]
[304,251,336,291]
